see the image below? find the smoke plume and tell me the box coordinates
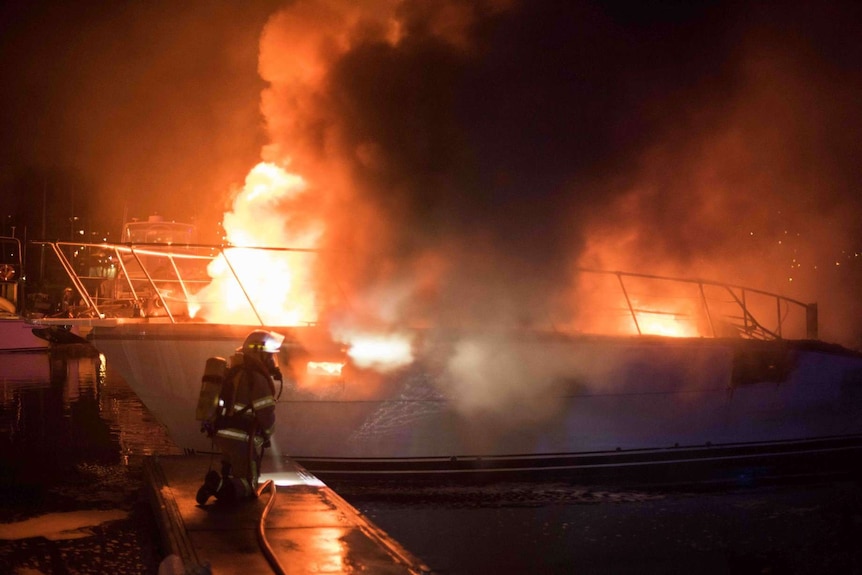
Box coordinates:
[252,1,862,350]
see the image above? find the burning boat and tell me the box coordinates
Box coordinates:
[30,220,862,485]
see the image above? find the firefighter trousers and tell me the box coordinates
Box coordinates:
[215,427,264,500]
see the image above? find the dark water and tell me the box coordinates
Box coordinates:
[2,346,862,575]
[337,480,862,575]
[0,346,181,574]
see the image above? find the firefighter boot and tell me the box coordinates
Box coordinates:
[195,470,222,505]
[215,477,238,503]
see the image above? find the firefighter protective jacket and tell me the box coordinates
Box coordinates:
[216,352,276,440]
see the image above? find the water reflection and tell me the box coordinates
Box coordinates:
[0,346,181,488]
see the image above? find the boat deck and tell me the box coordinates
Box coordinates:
[144,454,432,574]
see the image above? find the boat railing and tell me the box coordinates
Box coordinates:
[36,240,228,323]
[575,268,816,340]
[32,240,817,341]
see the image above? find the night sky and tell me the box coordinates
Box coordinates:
[2,1,861,345]
[0,0,282,237]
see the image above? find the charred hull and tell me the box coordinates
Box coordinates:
[77,323,862,485]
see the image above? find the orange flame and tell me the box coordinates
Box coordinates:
[191,161,416,372]
[341,331,414,372]
[190,162,320,325]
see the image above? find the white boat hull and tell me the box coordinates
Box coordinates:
[85,322,862,482]
[0,316,50,352]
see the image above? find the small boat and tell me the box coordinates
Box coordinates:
[1,236,50,353]
[29,224,862,485]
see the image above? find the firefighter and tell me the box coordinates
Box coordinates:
[196,330,284,505]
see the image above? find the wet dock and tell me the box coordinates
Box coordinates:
[143,454,432,575]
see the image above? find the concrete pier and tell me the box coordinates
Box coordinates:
[144,454,432,574]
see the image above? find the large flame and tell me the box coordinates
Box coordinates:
[189,159,416,371]
[189,162,321,326]
[193,1,708,368]
[190,0,841,380]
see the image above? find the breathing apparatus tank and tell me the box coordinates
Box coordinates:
[195,356,227,422]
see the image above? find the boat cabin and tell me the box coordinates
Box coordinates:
[122,215,196,245]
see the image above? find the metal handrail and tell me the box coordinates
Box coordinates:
[33,240,242,324]
[33,240,817,340]
[577,268,815,340]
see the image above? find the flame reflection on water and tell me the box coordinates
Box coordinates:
[0,347,183,470]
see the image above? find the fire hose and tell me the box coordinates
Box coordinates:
[251,424,287,575]
[255,478,285,575]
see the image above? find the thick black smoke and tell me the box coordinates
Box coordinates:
[257,1,862,345]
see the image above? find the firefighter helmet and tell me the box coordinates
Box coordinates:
[239,330,285,355]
